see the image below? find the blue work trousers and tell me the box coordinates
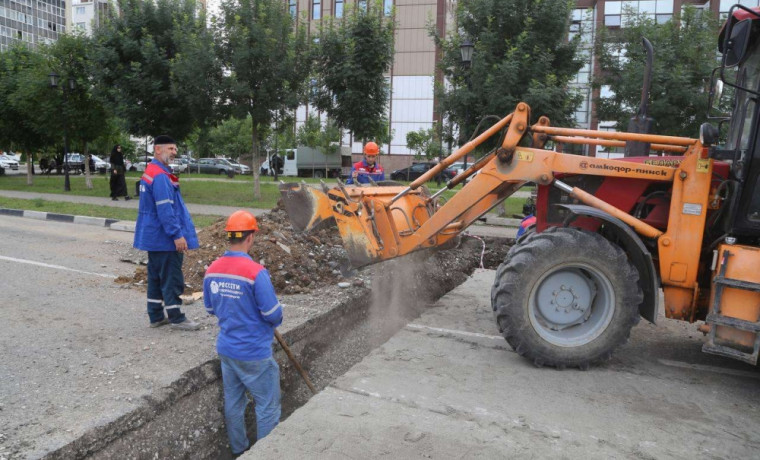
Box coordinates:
[146,251,187,324]
[220,354,281,454]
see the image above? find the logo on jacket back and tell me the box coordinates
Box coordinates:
[210,279,243,298]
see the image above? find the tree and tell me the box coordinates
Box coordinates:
[91,0,221,143]
[202,116,254,159]
[0,46,56,185]
[433,0,583,154]
[215,0,311,198]
[406,125,444,161]
[593,6,720,138]
[47,33,113,188]
[312,1,395,143]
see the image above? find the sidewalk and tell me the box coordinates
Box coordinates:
[0,189,520,237]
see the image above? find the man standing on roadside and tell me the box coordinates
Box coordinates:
[134,135,200,331]
[346,141,384,184]
[204,210,283,456]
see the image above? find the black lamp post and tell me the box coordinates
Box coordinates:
[459,39,474,171]
[49,72,75,192]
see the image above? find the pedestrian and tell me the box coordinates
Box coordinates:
[346,141,385,184]
[134,135,200,330]
[204,210,283,455]
[109,145,131,201]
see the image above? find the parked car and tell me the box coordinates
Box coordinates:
[63,153,86,173]
[0,155,19,170]
[171,159,187,174]
[2,152,21,162]
[390,162,457,182]
[91,155,110,174]
[188,158,236,177]
[134,157,154,172]
[228,159,251,175]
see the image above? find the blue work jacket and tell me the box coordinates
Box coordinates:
[133,160,199,252]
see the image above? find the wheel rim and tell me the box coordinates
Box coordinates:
[528,262,615,347]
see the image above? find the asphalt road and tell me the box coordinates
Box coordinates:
[255,269,760,459]
[0,216,220,459]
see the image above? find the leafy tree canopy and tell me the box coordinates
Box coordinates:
[312,1,395,142]
[593,6,720,137]
[434,0,583,150]
[406,125,444,160]
[91,0,220,141]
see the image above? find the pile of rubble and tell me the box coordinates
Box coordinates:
[117,205,515,295]
[118,206,351,295]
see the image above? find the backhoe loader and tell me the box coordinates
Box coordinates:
[279,5,760,368]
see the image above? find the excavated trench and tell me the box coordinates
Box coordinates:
[45,235,511,460]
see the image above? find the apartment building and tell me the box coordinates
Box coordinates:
[0,0,65,51]
[67,0,113,35]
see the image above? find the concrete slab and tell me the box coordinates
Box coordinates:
[254,269,760,459]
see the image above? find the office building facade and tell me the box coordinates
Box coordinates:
[0,0,65,51]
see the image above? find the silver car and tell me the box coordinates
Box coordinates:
[0,155,19,170]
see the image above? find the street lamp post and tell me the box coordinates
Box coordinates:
[49,72,75,192]
[459,39,474,172]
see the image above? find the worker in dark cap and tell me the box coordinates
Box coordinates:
[134,135,200,331]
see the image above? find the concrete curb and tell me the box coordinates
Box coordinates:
[1,207,120,229]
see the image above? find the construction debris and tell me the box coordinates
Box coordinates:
[117,206,350,295]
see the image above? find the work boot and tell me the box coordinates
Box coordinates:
[149,318,169,328]
[170,319,201,331]
[111,197,118,201]
[125,196,132,201]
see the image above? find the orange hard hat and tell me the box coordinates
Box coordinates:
[363,142,379,156]
[225,210,259,236]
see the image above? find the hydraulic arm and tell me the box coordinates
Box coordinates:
[280,102,695,267]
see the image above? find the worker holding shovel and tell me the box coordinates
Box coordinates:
[203,210,283,456]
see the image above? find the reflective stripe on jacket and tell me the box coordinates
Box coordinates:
[346,159,385,184]
[204,251,283,361]
[133,160,199,251]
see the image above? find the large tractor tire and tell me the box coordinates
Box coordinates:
[491,227,642,369]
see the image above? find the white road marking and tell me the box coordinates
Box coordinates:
[658,359,760,380]
[0,255,117,279]
[406,323,503,341]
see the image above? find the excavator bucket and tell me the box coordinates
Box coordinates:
[279,181,434,267]
[279,182,336,232]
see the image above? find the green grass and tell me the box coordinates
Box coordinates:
[0,173,528,218]
[0,196,221,228]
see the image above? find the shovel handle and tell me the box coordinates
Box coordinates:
[275,329,317,395]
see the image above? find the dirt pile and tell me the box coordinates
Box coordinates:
[117,207,350,295]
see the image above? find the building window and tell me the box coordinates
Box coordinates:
[383,0,392,16]
[75,22,85,30]
[312,0,320,20]
[335,0,343,17]
[289,0,296,18]
[75,6,85,14]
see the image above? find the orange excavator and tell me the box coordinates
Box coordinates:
[280,5,760,368]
